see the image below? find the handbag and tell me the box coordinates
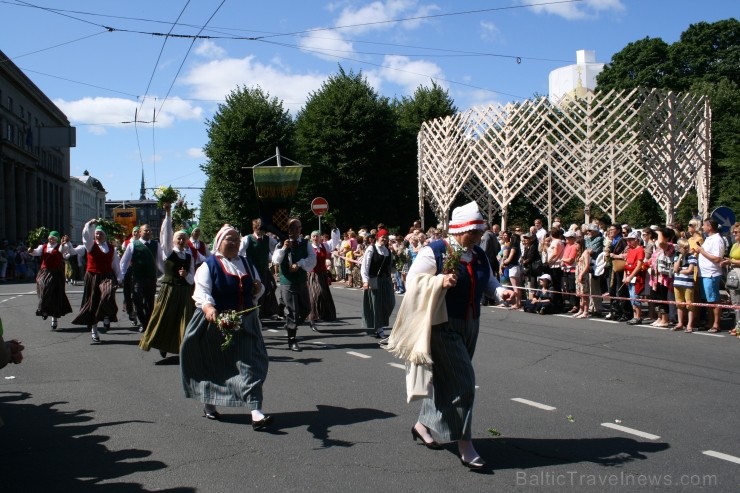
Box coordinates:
[593,252,606,277]
[405,361,433,403]
[726,268,740,290]
[612,258,625,273]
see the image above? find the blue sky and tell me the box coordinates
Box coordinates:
[1,0,735,207]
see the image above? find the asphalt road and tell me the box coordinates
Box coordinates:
[1,279,738,492]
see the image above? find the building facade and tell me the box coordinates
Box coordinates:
[0,49,75,242]
[69,171,107,243]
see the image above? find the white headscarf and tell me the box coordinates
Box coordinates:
[213,224,238,253]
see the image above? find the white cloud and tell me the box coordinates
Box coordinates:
[525,0,625,20]
[54,96,202,132]
[194,39,227,60]
[186,147,205,159]
[335,1,439,34]
[480,20,501,42]
[297,30,355,61]
[379,55,446,94]
[182,55,327,110]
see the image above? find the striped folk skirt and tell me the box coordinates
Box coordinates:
[418,314,480,442]
[35,268,73,318]
[71,271,119,326]
[139,281,195,355]
[362,275,395,331]
[308,271,336,322]
[181,309,268,409]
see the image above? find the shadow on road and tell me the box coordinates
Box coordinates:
[0,391,195,492]
[469,436,670,474]
[228,404,396,448]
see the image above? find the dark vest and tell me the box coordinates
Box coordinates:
[279,239,309,285]
[131,240,158,279]
[429,240,490,319]
[368,245,392,278]
[206,255,255,311]
[246,234,270,272]
[162,251,192,286]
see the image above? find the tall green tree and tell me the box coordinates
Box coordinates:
[393,81,457,227]
[200,85,295,233]
[597,18,740,215]
[295,67,397,227]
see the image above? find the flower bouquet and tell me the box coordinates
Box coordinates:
[215,305,260,350]
[393,248,409,271]
[172,197,197,231]
[442,242,463,274]
[153,185,179,209]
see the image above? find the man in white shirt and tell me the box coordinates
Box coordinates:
[693,219,725,332]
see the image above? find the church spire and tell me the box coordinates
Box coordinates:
[139,169,146,200]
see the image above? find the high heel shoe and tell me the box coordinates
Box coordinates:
[411,426,442,450]
[252,415,274,431]
[460,456,486,469]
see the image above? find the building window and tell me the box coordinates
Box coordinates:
[7,96,13,113]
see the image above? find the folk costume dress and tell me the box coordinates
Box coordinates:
[241,232,279,319]
[308,239,336,322]
[361,238,395,337]
[139,214,195,355]
[181,251,268,410]
[71,222,122,329]
[29,235,73,322]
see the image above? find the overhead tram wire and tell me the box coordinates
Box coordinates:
[138,0,192,115]
[249,0,584,40]
[260,39,527,101]
[155,0,227,120]
[0,31,110,65]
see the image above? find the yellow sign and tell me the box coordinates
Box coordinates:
[113,208,137,235]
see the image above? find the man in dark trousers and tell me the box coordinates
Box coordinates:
[479,222,501,305]
[120,223,161,333]
[271,218,316,352]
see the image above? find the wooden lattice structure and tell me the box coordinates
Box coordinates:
[418,88,711,229]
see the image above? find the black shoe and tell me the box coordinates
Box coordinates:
[289,339,302,352]
[252,415,274,431]
[627,318,642,325]
[411,426,442,450]
[42,313,48,321]
[51,321,57,330]
[99,324,108,334]
[616,316,630,322]
[271,314,285,321]
[138,326,145,333]
[91,333,100,343]
[203,408,221,421]
[309,322,320,332]
[460,457,486,470]
[159,351,167,358]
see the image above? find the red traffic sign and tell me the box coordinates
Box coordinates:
[311,197,329,216]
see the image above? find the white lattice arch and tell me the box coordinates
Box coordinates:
[418,88,711,229]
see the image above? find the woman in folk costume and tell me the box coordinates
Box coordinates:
[361,229,395,339]
[180,225,273,430]
[139,204,195,359]
[187,224,210,270]
[27,231,73,330]
[386,201,514,470]
[308,230,337,330]
[70,219,122,343]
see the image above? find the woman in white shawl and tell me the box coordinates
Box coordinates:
[387,202,514,470]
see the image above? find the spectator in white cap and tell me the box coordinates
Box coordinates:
[524,273,555,314]
[386,201,514,470]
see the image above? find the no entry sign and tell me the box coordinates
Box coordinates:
[311,197,329,216]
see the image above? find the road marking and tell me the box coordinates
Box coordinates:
[266,329,280,333]
[702,450,740,464]
[600,423,660,440]
[304,341,335,348]
[693,332,725,338]
[511,398,556,411]
[591,318,618,324]
[347,351,371,359]
[387,363,405,370]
